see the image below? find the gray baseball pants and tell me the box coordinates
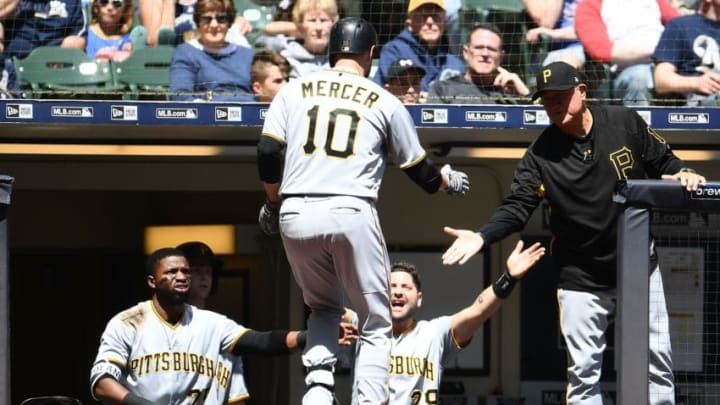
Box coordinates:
[280,195,391,405]
[558,266,674,404]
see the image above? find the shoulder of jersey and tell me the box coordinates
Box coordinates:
[115,301,151,324]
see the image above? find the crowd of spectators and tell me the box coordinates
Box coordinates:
[0,0,717,105]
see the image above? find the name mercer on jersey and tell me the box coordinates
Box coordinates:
[301,80,379,108]
[130,350,232,388]
[389,355,436,381]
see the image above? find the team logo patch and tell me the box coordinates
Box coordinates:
[523,109,550,125]
[111,105,137,121]
[156,108,198,119]
[51,106,93,117]
[215,107,242,122]
[668,113,709,124]
[421,108,448,124]
[6,103,33,119]
[465,111,507,122]
[690,184,720,201]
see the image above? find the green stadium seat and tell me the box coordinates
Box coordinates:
[13,46,122,99]
[114,46,174,100]
[234,0,277,45]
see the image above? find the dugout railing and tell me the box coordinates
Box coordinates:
[0,175,13,405]
[615,179,720,404]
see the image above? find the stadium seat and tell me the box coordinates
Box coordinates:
[13,46,121,99]
[114,46,174,100]
[233,0,276,45]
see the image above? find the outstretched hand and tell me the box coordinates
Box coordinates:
[338,322,359,346]
[506,240,545,279]
[442,226,484,265]
[661,170,706,191]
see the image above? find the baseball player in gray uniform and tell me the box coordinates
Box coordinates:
[90,247,307,404]
[387,240,544,404]
[177,241,248,404]
[257,16,470,405]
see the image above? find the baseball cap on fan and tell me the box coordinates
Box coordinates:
[408,0,445,13]
[531,61,582,101]
[387,58,426,79]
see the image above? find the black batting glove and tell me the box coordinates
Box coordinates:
[258,200,281,235]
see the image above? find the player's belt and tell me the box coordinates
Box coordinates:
[283,194,375,203]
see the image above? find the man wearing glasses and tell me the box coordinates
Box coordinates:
[373,0,465,92]
[427,22,530,104]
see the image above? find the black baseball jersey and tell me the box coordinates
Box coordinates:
[479,104,685,291]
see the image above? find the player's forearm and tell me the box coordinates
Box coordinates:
[263,182,281,204]
[232,329,303,356]
[450,287,502,346]
[93,377,130,404]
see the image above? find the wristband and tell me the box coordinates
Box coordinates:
[679,168,696,174]
[296,330,307,349]
[492,270,517,299]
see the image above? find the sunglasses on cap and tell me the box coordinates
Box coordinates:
[97,0,125,8]
[198,14,232,25]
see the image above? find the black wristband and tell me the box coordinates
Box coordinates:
[122,392,154,405]
[296,330,307,349]
[492,270,517,299]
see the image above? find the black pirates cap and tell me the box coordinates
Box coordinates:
[532,61,582,101]
[387,58,426,79]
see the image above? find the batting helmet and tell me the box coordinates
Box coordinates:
[328,17,377,65]
[176,241,222,295]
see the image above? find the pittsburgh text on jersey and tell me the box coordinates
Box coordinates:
[301,80,379,108]
[389,355,435,381]
[130,351,232,388]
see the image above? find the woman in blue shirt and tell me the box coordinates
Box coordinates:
[169,0,254,101]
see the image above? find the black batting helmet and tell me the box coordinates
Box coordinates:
[176,241,222,295]
[328,17,377,66]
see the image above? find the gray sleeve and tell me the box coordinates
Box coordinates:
[387,105,427,169]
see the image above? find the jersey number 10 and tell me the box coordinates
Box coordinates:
[303,105,360,159]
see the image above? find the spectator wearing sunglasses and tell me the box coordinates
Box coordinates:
[169,0,255,101]
[137,0,252,47]
[65,0,147,62]
[0,0,86,59]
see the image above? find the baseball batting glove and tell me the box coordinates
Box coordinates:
[441,164,470,197]
[258,200,281,235]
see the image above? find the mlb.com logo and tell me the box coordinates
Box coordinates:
[5,103,33,119]
[421,108,448,124]
[215,107,242,122]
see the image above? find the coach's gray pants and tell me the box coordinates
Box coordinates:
[558,267,674,405]
[280,195,391,405]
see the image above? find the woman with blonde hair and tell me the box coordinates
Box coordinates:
[258,0,338,78]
